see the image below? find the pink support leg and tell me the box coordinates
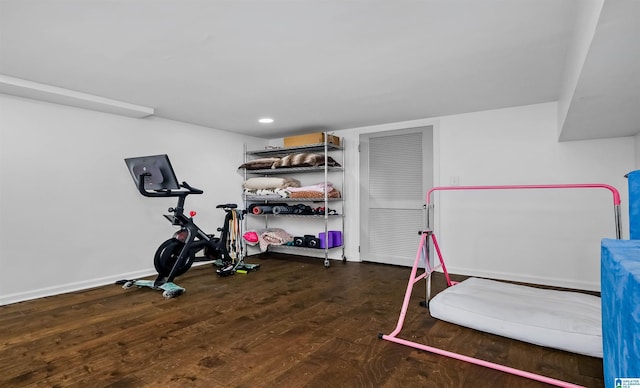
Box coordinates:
[379,231,587,387]
[386,232,429,338]
[430,232,452,286]
[380,334,586,388]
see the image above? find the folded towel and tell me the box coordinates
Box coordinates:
[243,177,300,190]
[288,182,334,193]
[258,228,294,252]
[238,157,281,170]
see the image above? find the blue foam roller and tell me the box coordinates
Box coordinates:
[627,170,640,240]
[601,239,640,388]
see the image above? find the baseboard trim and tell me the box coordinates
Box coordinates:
[444,266,600,292]
[0,269,157,306]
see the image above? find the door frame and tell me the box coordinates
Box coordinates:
[357,125,438,266]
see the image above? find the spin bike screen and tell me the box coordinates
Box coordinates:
[124,154,180,191]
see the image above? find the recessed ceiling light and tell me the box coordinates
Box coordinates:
[258,118,274,124]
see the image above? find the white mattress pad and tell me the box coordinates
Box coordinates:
[428,277,602,357]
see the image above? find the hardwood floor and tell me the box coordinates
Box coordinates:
[0,253,604,387]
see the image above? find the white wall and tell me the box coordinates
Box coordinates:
[337,102,633,291]
[557,0,603,138]
[0,94,266,305]
[2,97,634,304]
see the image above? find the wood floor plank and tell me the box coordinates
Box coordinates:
[0,253,604,387]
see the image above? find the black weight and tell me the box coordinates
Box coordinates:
[303,235,321,248]
[294,236,306,246]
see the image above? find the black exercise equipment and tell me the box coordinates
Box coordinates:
[118,154,259,298]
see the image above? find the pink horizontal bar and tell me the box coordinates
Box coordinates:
[381,334,585,388]
[426,184,621,205]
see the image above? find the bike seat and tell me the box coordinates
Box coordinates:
[216,203,237,209]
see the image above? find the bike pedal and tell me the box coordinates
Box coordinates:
[162,289,184,299]
[121,280,137,289]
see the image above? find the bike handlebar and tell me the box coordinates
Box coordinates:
[137,173,203,197]
[180,181,204,195]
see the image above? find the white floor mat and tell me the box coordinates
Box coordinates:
[428,277,602,357]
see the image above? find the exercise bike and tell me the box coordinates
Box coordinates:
[118,154,259,298]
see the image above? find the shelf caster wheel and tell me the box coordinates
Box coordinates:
[419,300,429,308]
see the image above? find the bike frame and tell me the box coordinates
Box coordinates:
[136,173,235,285]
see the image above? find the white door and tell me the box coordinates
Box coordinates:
[359,127,433,266]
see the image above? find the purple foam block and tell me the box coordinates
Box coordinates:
[329,230,342,247]
[319,232,332,249]
[319,231,343,248]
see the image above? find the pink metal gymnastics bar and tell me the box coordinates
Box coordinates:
[379,183,622,388]
[426,184,621,239]
[425,183,621,205]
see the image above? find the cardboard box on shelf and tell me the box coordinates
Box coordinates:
[284,132,341,147]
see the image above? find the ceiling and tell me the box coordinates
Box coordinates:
[0,0,638,140]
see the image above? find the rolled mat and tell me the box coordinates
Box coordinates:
[272,206,295,214]
[252,205,273,214]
